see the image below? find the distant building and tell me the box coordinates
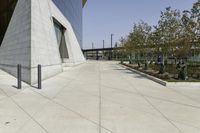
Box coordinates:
[0,0,86,84]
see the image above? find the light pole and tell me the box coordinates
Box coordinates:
[111,34,114,48]
[115,42,118,60]
[103,40,105,59]
[92,42,94,49]
[110,34,114,60]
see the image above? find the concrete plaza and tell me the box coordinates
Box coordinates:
[0,61,200,133]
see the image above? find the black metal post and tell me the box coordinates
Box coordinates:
[103,40,105,59]
[17,64,21,89]
[38,64,42,89]
[110,34,114,60]
[111,34,113,49]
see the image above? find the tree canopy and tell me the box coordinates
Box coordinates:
[119,0,200,61]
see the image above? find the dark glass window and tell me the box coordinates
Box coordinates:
[52,0,83,48]
[53,19,69,62]
[0,0,18,46]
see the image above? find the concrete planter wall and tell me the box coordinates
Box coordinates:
[122,64,200,87]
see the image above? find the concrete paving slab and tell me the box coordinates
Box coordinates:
[101,99,180,133]
[149,98,200,128]
[0,98,31,133]
[0,61,200,133]
[33,101,99,133]
[0,89,7,100]
[11,89,49,117]
[172,121,200,133]
[18,119,47,133]
[53,89,100,123]
[33,77,72,99]
[100,86,162,117]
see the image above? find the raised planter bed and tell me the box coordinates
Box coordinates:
[121,63,200,87]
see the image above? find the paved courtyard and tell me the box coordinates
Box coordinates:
[0,61,200,133]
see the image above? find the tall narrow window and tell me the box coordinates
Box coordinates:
[53,19,69,63]
[0,0,18,46]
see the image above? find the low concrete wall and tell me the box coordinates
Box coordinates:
[121,64,200,87]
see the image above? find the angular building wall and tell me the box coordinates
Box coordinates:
[0,0,85,84]
[0,0,31,82]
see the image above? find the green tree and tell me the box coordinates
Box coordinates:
[119,37,128,63]
[127,21,152,66]
[191,0,200,60]
[155,7,182,73]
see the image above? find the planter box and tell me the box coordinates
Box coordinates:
[121,64,200,87]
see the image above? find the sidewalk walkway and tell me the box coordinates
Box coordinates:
[0,61,200,133]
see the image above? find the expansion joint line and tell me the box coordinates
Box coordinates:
[98,62,102,133]
[97,63,114,133]
[0,87,49,133]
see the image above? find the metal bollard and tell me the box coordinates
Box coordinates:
[38,64,42,89]
[17,64,21,89]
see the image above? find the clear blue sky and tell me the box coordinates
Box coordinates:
[83,0,196,49]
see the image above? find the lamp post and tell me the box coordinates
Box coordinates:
[115,42,118,60]
[110,34,114,60]
[111,34,114,48]
[92,42,94,49]
[103,40,105,59]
